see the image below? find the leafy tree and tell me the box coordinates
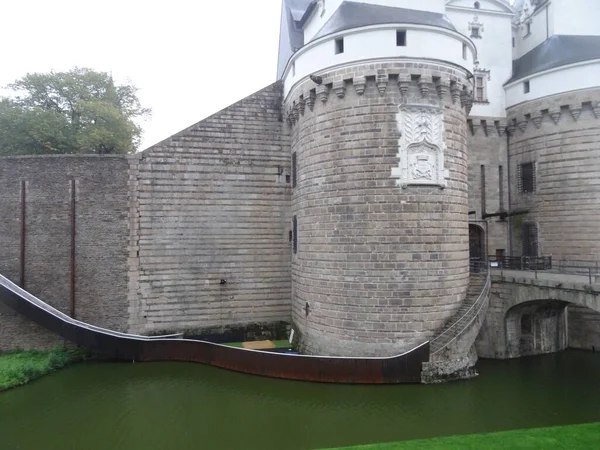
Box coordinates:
[0,68,150,155]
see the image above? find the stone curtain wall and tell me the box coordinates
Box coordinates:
[466,118,509,257]
[0,156,130,351]
[128,82,292,335]
[507,88,600,262]
[568,305,600,351]
[287,62,471,357]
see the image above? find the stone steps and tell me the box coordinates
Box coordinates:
[430,274,487,350]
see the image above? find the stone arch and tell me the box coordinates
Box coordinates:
[504,299,569,358]
[476,278,600,359]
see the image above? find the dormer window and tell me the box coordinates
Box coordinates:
[525,21,532,37]
[469,17,484,39]
[474,71,489,103]
[335,37,344,54]
[474,1,481,8]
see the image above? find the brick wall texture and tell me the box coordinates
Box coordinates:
[2,77,599,362]
[128,82,292,335]
[507,88,600,262]
[287,62,471,356]
[0,156,130,351]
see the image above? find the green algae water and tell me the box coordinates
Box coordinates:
[0,350,599,450]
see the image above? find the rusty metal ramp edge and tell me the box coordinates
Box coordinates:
[0,274,429,384]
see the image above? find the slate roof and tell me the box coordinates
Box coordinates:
[507,35,600,84]
[286,0,313,21]
[311,1,456,41]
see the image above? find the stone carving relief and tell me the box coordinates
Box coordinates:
[391,105,448,188]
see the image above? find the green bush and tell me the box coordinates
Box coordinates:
[0,347,87,391]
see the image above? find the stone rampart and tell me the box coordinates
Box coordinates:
[128,81,292,335]
[0,156,130,351]
[507,88,600,262]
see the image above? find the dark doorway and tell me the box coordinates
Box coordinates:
[469,224,485,262]
[522,223,538,257]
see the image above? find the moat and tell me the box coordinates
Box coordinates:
[1,351,599,450]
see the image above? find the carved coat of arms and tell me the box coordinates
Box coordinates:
[391,105,448,188]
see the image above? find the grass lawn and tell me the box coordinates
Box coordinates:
[0,347,86,392]
[223,340,292,349]
[324,423,600,450]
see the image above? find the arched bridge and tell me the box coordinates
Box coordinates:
[476,268,600,359]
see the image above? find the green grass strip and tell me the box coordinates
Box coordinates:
[272,340,292,348]
[223,340,292,349]
[0,347,86,392]
[223,342,245,348]
[324,423,600,450]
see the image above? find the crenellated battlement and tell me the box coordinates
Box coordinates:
[284,62,473,128]
[506,89,600,135]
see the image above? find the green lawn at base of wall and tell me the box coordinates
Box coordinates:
[325,423,600,450]
[0,347,86,392]
[223,340,292,349]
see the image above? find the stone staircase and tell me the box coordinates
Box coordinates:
[429,270,490,356]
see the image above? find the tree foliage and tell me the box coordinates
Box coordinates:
[0,68,150,155]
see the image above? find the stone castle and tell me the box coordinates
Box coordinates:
[1,0,599,380]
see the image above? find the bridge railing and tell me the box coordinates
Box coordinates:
[487,256,600,284]
[487,256,552,271]
[430,261,491,356]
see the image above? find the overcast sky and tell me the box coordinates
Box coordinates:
[1,1,519,150]
[0,0,282,150]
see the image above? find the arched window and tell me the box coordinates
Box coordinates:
[474,1,481,8]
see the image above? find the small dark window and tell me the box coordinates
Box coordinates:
[335,38,344,54]
[396,30,407,46]
[285,174,291,184]
[462,43,468,60]
[292,152,297,188]
[292,215,298,254]
[474,1,481,9]
[525,22,532,36]
[512,36,516,47]
[523,80,530,93]
[471,27,481,38]
[518,162,535,194]
[289,230,293,243]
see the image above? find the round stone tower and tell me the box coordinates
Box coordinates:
[505,39,600,264]
[282,2,475,356]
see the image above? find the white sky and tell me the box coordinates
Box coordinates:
[1,0,519,150]
[0,0,282,150]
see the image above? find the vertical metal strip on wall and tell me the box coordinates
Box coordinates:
[20,180,26,288]
[480,165,486,216]
[70,179,76,318]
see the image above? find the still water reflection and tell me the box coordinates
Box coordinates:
[0,351,599,450]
